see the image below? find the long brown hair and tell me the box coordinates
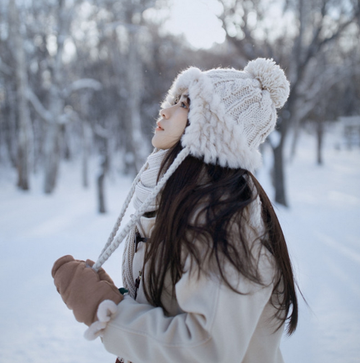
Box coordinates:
[143,141,299,335]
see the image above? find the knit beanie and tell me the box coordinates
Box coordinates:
[162,57,289,171]
[92,58,290,271]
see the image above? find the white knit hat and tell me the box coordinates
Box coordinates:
[93,58,290,271]
[161,58,290,171]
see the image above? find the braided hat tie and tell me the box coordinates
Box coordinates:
[93,147,190,271]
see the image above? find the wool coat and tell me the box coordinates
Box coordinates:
[100,199,286,363]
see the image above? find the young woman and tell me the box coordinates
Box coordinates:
[52,58,298,363]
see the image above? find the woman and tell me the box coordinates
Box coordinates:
[52,58,298,363]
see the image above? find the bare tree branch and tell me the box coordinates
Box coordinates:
[58,109,78,125]
[296,65,360,123]
[26,88,52,123]
[63,78,102,98]
[94,124,112,139]
[295,0,360,88]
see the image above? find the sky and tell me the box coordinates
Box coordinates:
[164,0,226,49]
[58,0,297,61]
[144,0,226,49]
[147,0,297,49]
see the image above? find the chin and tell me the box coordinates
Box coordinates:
[152,141,164,149]
[151,136,158,148]
[152,138,165,150]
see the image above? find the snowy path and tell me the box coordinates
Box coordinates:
[0,133,359,363]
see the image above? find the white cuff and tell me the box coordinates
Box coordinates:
[84,300,118,341]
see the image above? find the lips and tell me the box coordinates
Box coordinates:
[156,123,164,131]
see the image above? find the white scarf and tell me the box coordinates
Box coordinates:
[122,148,167,297]
[133,149,167,212]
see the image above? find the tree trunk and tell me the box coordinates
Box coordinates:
[273,142,288,207]
[9,0,31,190]
[61,124,71,160]
[127,30,148,172]
[288,0,305,163]
[42,0,68,193]
[5,86,18,168]
[270,108,290,207]
[43,121,60,194]
[82,121,91,188]
[97,139,109,214]
[290,118,301,162]
[97,169,106,214]
[316,120,324,165]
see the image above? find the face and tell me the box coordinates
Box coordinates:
[152,92,190,150]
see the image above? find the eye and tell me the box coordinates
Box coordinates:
[181,101,188,109]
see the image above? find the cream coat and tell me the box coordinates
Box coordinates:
[101,204,286,363]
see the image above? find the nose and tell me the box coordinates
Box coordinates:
[159,106,171,119]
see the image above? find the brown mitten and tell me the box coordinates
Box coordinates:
[52,255,123,326]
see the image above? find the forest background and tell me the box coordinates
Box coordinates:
[1,0,359,211]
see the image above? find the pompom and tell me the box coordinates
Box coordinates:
[244,58,290,108]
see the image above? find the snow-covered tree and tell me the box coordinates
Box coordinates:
[25,0,101,193]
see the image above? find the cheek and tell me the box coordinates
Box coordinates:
[172,117,188,137]
[171,124,185,138]
[151,133,164,148]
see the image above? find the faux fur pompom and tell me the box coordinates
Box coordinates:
[244,58,290,108]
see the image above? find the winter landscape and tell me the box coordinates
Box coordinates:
[0,129,359,363]
[1,1,360,361]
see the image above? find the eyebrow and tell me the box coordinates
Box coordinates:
[180,93,190,105]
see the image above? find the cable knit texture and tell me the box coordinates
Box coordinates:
[122,149,167,297]
[161,58,290,171]
[133,149,167,212]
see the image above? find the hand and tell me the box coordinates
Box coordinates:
[52,255,123,326]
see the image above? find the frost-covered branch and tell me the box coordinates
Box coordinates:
[26,88,52,123]
[58,108,79,125]
[63,79,102,98]
[94,124,112,139]
[295,64,356,123]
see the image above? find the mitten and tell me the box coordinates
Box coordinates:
[52,255,123,326]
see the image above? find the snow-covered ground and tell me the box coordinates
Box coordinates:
[0,130,359,363]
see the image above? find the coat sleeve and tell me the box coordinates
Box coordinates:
[101,251,276,363]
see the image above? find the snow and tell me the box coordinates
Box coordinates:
[0,130,359,363]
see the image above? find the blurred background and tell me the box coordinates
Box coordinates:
[0,0,359,362]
